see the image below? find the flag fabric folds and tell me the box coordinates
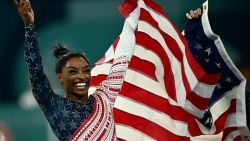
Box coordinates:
[89,0,249,140]
[184,1,249,140]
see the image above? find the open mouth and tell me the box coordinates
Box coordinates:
[74,82,88,90]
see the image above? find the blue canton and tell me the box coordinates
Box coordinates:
[24,23,94,141]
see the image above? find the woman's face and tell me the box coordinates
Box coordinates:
[57,56,91,97]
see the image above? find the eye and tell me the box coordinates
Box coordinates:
[68,69,77,74]
[83,68,90,73]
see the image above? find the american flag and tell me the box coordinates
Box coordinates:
[89,0,249,140]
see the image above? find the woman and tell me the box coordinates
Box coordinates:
[12,0,136,140]
[13,0,203,140]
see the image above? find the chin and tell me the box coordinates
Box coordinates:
[74,90,88,97]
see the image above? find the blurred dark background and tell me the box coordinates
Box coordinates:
[0,0,249,140]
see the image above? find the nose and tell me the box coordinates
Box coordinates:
[77,72,89,80]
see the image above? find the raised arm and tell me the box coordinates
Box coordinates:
[12,0,55,111]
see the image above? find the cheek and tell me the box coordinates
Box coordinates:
[64,77,74,84]
[62,80,74,91]
[61,76,74,87]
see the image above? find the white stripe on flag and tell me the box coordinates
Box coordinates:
[226,114,241,127]
[125,7,140,30]
[192,82,216,98]
[116,124,156,141]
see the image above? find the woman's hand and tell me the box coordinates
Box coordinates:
[186,8,202,20]
[12,0,34,24]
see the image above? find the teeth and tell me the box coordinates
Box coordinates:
[75,82,87,87]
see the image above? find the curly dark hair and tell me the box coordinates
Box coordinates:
[53,42,89,73]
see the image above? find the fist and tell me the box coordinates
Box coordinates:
[186,8,202,20]
[12,0,34,24]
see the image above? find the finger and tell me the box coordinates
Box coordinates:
[22,0,31,3]
[23,5,32,14]
[19,0,26,11]
[197,8,202,16]
[194,10,199,18]
[19,0,29,14]
[25,3,32,13]
[20,0,31,9]
[12,0,19,8]
[189,10,194,18]
[19,0,26,7]
[186,13,192,19]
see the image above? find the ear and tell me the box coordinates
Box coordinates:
[57,73,63,83]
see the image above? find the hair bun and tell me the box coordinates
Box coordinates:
[53,42,70,59]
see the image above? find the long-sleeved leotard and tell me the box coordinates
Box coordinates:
[24,23,94,141]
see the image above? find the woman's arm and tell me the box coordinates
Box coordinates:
[95,21,135,105]
[24,23,55,110]
[12,0,55,111]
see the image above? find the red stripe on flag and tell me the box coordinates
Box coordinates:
[229,99,237,113]
[120,82,190,122]
[234,136,243,141]
[186,91,210,110]
[213,99,238,135]
[119,0,138,19]
[114,109,190,141]
[117,138,126,141]
[214,110,229,134]
[129,56,157,80]
[187,118,203,136]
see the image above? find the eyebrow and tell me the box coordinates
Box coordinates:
[67,65,90,70]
